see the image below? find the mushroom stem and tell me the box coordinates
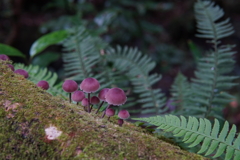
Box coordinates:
[88,93,91,113]
[95,101,104,114]
[101,104,111,118]
[77,102,79,105]
[90,105,93,112]
[107,116,110,121]
[69,93,72,103]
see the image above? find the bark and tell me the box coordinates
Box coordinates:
[0,61,208,160]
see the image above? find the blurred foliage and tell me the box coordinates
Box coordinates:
[30,30,68,57]
[31,52,60,67]
[39,0,190,73]
[0,43,26,58]
[0,0,201,74]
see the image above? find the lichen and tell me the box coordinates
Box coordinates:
[0,61,208,160]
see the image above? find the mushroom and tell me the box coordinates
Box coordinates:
[71,90,85,105]
[90,96,100,112]
[37,80,50,90]
[118,110,130,119]
[95,88,109,114]
[90,96,100,104]
[6,64,14,71]
[118,119,124,127]
[62,80,78,103]
[0,54,10,61]
[80,77,100,113]
[81,98,89,111]
[14,69,29,78]
[117,110,130,127]
[105,108,115,121]
[101,88,127,118]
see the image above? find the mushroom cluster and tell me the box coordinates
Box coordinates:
[61,77,130,126]
[1,55,131,127]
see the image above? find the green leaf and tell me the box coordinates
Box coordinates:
[32,52,60,67]
[30,30,68,58]
[198,137,211,154]
[0,43,26,58]
[187,40,202,61]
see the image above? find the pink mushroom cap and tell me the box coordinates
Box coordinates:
[0,54,10,61]
[118,110,130,119]
[71,90,85,102]
[81,98,89,107]
[106,108,115,117]
[80,77,100,93]
[14,69,29,78]
[62,80,78,93]
[105,88,127,106]
[6,64,14,71]
[90,96,100,104]
[37,80,49,90]
[98,88,110,101]
[118,119,124,126]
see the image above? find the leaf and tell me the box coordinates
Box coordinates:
[187,40,202,61]
[32,52,60,67]
[30,30,68,58]
[0,43,26,58]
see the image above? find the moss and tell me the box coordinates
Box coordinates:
[0,61,208,160]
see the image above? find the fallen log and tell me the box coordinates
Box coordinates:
[0,61,207,160]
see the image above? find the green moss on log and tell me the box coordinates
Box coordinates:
[0,61,208,160]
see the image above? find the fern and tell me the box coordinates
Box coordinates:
[14,63,66,98]
[62,27,108,84]
[171,0,238,118]
[134,115,240,160]
[106,46,167,114]
[169,72,191,112]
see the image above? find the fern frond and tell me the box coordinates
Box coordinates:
[62,27,107,81]
[134,115,240,160]
[169,72,191,111]
[106,46,166,114]
[188,48,237,118]
[195,0,234,41]
[173,0,238,118]
[14,63,67,98]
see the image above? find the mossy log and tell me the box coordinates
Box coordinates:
[0,62,207,160]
